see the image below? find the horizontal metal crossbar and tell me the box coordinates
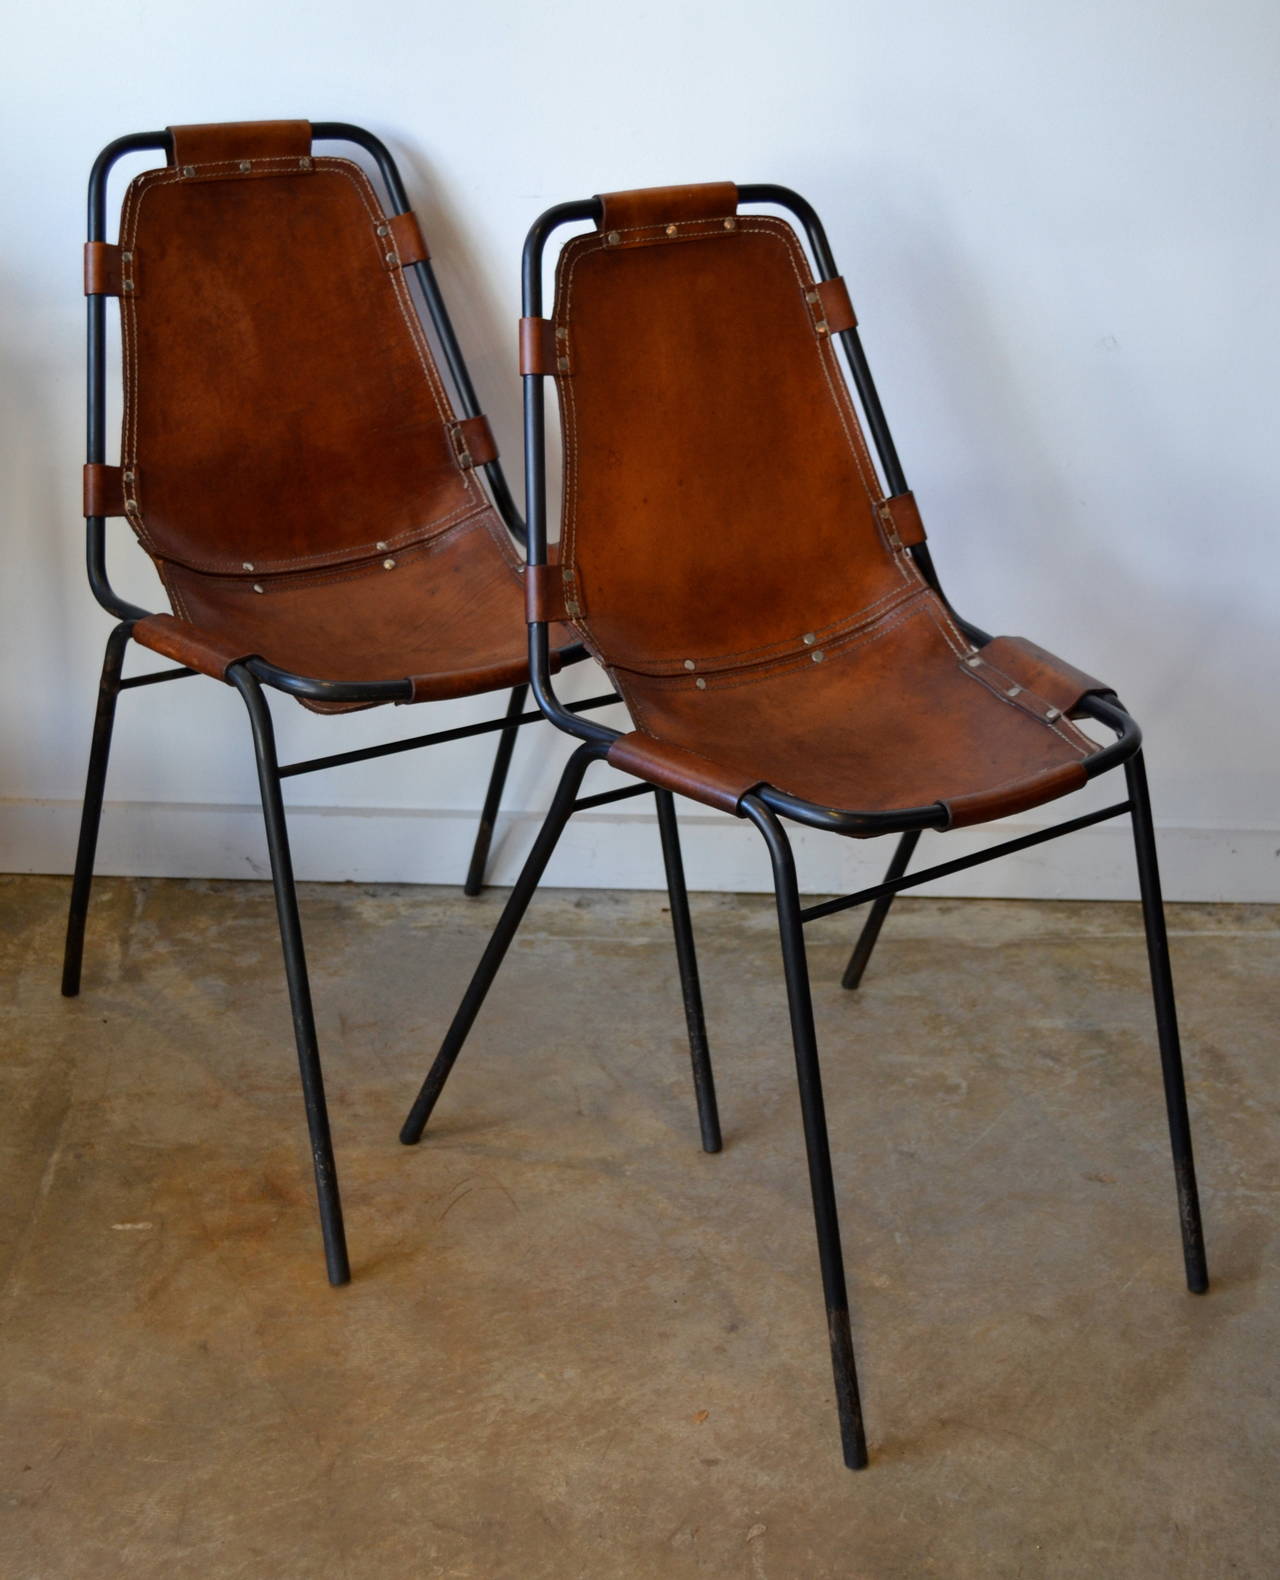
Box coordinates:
[277,693,620,779]
[119,666,197,689]
[799,800,1133,925]
[572,782,656,813]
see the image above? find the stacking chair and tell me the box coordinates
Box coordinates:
[63,119,623,1285]
[400,182,1209,1466]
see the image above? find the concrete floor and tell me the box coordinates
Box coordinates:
[0,873,1276,1578]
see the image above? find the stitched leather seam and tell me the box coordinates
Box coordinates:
[953,654,1092,757]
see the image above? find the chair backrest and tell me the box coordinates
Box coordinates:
[543,182,927,682]
[89,120,494,583]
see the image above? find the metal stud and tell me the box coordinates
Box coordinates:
[557,356,570,373]
[1046,706,1062,721]
[811,650,825,663]
[376,224,389,236]
[683,659,696,670]
[724,217,737,230]
[1006,684,1023,697]
[605,230,621,246]
[299,157,311,170]
[182,165,196,178]
[383,558,396,570]
[816,323,829,335]
[123,470,134,483]
[385,252,397,265]
[242,561,255,572]
[695,677,707,690]
[802,632,816,645]
[556,326,569,341]
[239,161,252,173]
[252,583,264,594]
[965,652,982,666]
[665,223,678,236]
[124,498,138,511]
[122,280,134,292]
[375,540,388,551]
[121,251,133,263]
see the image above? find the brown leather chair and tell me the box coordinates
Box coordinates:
[63,120,619,1286]
[401,182,1209,1467]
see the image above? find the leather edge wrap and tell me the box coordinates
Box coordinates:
[132,613,252,680]
[879,491,927,549]
[524,563,567,624]
[606,732,755,816]
[168,120,313,169]
[83,464,126,517]
[942,761,1087,829]
[84,242,130,297]
[519,316,560,376]
[598,182,739,235]
[812,276,857,333]
[450,415,498,470]
[976,635,1112,715]
[387,210,429,267]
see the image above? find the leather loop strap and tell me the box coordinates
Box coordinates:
[599,183,739,235]
[878,491,927,549]
[519,316,562,376]
[525,563,568,624]
[607,732,755,816]
[132,613,253,680]
[386,210,429,267]
[168,120,312,170]
[811,276,857,333]
[942,761,1087,829]
[83,464,126,518]
[84,242,131,297]
[450,415,497,470]
[974,636,1110,715]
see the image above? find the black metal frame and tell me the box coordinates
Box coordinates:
[64,124,617,1285]
[400,185,1208,1468]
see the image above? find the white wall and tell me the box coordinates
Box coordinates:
[2,0,1277,899]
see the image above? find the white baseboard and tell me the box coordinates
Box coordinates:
[1,796,1275,901]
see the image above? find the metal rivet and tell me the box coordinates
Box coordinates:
[239,161,251,173]
[816,323,829,335]
[383,558,396,570]
[376,224,389,236]
[806,290,819,304]
[385,251,397,265]
[694,677,707,690]
[665,223,677,236]
[121,251,133,262]
[122,279,134,292]
[252,583,264,594]
[557,356,570,373]
[375,540,388,551]
[802,632,816,645]
[605,230,621,246]
[123,470,135,483]
[1006,684,1023,698]
[724,217,736,230]
[182,165,196,178]
[242,561,255,572]
[965,652,982,666]
[1046,706,1061,721]
[811,650,825,663]
[683,659,696,671]
[124,498,138,511]
[555,326,569,340]
[299,157,311,170]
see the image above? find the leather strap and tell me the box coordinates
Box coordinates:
[83,464,126,517]
[974,636,1110,715]
[878,491,927,549]
[809,277,857,334]
[169,121,312,170]
[599,183,739,236]
[132,613,253,679]
[942,761,1087,829]
[84,243,132,296]
[519,316,561,376]
[607,731,755,815]
[385,210,429,267]
[450,415,497,470]
[525,563,570,623]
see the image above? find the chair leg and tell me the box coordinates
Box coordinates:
[654,789,722,1153]
[229,666,350,1288]
[400,743,598,1145]
[1125,752,1209,1294]
[840,829,920,991]
[62,621,134,998]
[743,797,869,1470]
[464,683,529,898]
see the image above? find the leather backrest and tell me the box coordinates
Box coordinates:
[548,185,918,679]
[116,121,481,577]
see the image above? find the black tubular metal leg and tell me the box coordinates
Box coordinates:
[464,683,529,898]
[1126,752,1209,1294]
[62,621,133,997]
[229,666,350,1288]
[743,797,869,1470]
[400,744,598,1145]
[654,790,722,1153]
[840,830,921,991]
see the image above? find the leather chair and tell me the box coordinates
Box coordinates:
[63,119,619,1285]
[401,181,1209,1467]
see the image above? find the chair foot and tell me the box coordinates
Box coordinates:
[743,796,871,1470]
[1126,752,1209,1295]
[62,622,133,998]
[655,790,722,1153]
[400,744,598,1146]
[230,665,350,1287]
[840,830,919,991]
[463,684,528,897]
